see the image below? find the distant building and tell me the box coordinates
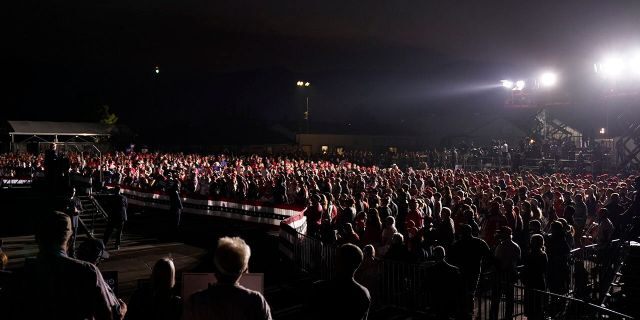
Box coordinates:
[296,133,419,155]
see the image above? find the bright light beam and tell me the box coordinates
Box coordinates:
[631,52,640,76]
[540,72,557,87]
[599,55,624,78]
[501,80,514,89]
[515,80,526,91]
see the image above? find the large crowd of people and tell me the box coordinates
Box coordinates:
[1,147,640,319]
[296,157,640,318]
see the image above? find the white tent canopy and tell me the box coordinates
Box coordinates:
[8,121,111,137]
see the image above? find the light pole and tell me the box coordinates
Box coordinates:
[297,81,311,133]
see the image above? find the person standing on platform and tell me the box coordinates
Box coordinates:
[104,187,128,250]
[169,182,183,234]
[65,187,83,258]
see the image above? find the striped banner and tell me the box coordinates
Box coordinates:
[1,177,32,186]
[117,187,305,226]
[110,185,308,258]
[278,212,307,259]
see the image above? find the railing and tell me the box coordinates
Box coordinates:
[289,231,335,280]
[91,194,111,221]
[458,156,610,173]
[569,239,627,302]
[475,273,634,320]
[475,275,633,320]
[281,225,634,319]
[376,259,434,312]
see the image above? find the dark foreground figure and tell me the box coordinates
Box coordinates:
[11,211,126,320]
[308,243,371,320]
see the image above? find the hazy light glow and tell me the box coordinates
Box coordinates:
[515,80,526,91]
[155,66,160,74]
[600,128,606,134]
[631,52,640,75]
[540,72,557,87]
[599,55,624,78]
[305,82,310,87]
[501,80,514,89]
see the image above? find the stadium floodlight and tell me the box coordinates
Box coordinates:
[501,80,514,89]
[540,72,558,87]
[600,127,606,135]
[598,55,624,78]
[515,80,526,91]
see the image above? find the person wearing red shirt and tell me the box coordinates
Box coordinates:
[362,208,382,246]
[338,223,361,246]
[481,200,508,247]
[553,191,565,219]
[503,199,523,235]
[305,194,324,236]
[405,199,424,231]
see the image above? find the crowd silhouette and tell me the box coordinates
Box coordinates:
[1,148,640,319]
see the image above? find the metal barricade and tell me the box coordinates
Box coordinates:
[283,228,633,319]
[570,239,625,301]
[291,232,336,280]
[474,271,634,320]
[377,260,433,311]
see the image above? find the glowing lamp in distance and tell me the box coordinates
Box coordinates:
[631,52,640,75]
[599,55,624,78]
[540,72,557,87]
[501,80,514,89]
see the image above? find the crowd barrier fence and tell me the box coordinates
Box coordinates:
[475,272,634,320]
[278,220,634,319]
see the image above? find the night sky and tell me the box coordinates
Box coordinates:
[5,1,640,145]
